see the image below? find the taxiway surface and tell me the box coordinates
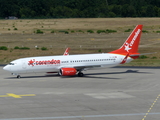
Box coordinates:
[0,66,160,120]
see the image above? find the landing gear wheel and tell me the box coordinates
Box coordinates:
[78,72,84,77]
[17,75,21,78]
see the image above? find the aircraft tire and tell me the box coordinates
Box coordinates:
[17,75,21,78]
[78,72,84,77]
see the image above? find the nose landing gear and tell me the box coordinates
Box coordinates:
[12,73,21,78]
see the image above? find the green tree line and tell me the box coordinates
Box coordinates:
[0,0,160,18]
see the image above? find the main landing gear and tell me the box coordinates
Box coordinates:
[78,72,84,77]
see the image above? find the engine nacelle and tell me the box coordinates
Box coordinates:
[59,68,77,76]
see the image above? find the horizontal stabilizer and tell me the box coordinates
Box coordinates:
[130,52,157,57]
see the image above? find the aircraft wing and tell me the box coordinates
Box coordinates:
[73,65,102,71]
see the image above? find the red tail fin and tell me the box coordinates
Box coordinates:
[110,25,143,55]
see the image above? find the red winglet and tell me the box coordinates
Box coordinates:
[120,54,129,64]
[63,48,70,56]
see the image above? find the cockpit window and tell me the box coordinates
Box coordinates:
[8,63,15,65]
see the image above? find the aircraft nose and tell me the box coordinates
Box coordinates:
[3,65,10,71]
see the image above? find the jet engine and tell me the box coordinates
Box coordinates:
[59,68,77,76]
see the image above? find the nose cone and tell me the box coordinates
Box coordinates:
[3,65,10,71]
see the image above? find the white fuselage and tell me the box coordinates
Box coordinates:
[3,53,132,74]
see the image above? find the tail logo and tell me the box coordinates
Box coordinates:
[124,29,141,52]
[130,29,141,46]
[124,42,131,52]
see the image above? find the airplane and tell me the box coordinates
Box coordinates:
[3,25,143,78]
